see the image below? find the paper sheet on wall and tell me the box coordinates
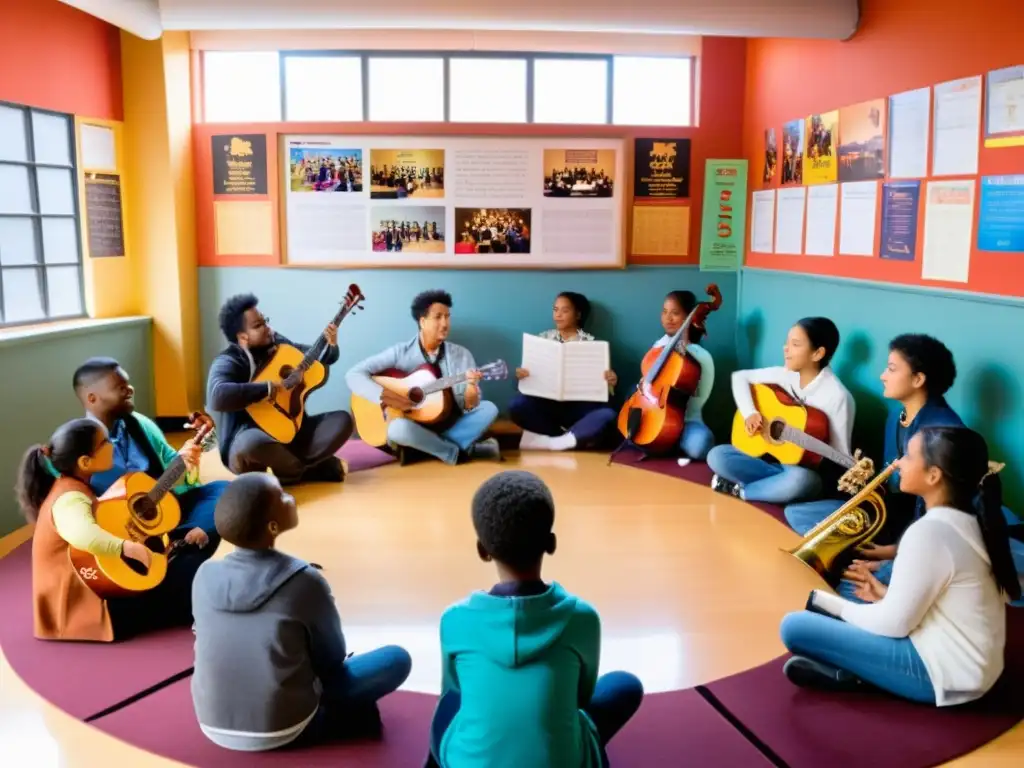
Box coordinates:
[804,184,838,256]
[80,124,117,171]
[985,66,1024,147]
[839,181,878,256]
[751,190,776,253]
[922,180,975,283]
[518,334,610,402]
[774,187,806,254]
[932,76,982,176]
[888,87,930,179]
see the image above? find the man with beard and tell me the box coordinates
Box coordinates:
[206,293,354,484]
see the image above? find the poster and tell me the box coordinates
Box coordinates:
[888,87,930,179]
[633,138,691,198]
[932,76,982,176]
[839,99,886,182]
[212,134,267,195]
[984,66,1024,148]
[781,119,804,185]
[880,181,921,261]
[804,110,839,185]
[751,190,776,254]
[84,172,125,258]
[698,159,748,271]
[763,128,778,183]
[978,175,1024,252]
[922,180,975,283]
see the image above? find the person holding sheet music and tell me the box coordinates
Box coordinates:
[511,292,617,452]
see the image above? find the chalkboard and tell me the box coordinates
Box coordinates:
[84,173,125,258]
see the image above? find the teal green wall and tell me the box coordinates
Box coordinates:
[737,269,1024,514]
[0,318,153,536]
[198,267,741,440]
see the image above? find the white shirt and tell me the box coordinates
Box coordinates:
[653,336,714,423]
[812,507,1007,706]
[731,366,854,457]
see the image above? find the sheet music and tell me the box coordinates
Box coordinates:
[518,334,564,401]
[518,334,610,402]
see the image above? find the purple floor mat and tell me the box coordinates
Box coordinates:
[702,606,1024,768]
[337,439,396,472]
[0,542,195,720]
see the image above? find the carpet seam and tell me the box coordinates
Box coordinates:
[695,685,791,768]
[84,667,194,723]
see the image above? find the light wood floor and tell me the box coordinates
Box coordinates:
[1,450,1021,766]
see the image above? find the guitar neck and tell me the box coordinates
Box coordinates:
[778,424,854,468]
[297,305,350,373]
[146,456,187,503]
[422,370,467,395]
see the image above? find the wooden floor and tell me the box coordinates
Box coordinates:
[1,450,1021,766]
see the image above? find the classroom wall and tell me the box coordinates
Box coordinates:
[740,0,1024,512]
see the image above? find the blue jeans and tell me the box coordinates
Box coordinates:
[784,498,843,536]
[429,671,644,767]
[706,444,822,504]
[174,480,230,545]
[780,611,935,704]
[509,394,616,448]
[680,421,714,461]
[387,401,499,465]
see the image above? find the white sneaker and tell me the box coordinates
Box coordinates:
[518,430,552,450]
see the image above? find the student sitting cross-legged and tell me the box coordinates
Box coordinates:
[191,473,412,752]
[427,470,644,768]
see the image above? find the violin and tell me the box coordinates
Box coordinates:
[615,284,723,454]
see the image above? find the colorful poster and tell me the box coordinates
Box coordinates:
[880,181,921,261]
[699,159,748,271]
[212,134,268,195]
[633,138,691,198]
[763,128,778,183]
[984,66,1024,148]
[839,100,886,182]
[804,110,839,185]
[978,175,1024,252]
[781,119,804,185]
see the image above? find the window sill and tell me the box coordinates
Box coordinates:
[0,316,151,349]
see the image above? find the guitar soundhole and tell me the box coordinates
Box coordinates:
[131,496,159,522]
[407,387,424,404]
[767,419,786,443]
[279,365,294,382]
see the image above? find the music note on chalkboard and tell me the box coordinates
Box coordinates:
[84,173,125,258]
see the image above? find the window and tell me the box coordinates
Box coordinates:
[532,58,608,125]
[0,104,84,326]
[368,57,445,122]
[613,56,692,126]
[204,51,282,123]
[449,57,527,123]
[284,56,364,121]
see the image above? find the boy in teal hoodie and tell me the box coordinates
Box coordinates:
[429,470,643,768]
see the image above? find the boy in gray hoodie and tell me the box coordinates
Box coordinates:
[191,472,412,751]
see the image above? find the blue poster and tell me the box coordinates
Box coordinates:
[880,181,921,261]
[978,175,1024,252]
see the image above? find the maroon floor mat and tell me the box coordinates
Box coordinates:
[90,678,771,767]
[0,542,196,720]
[701,607,1024,768]
[338,439,396,472]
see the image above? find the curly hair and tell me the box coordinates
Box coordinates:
[471,470,555,569]
[218,293,259,343]
[889,334,957,397]
[410,290,452,322]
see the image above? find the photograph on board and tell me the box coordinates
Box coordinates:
[543,149,616,197]
[781,119,805,185]
[763,128,778,183]
[369,149,445,199]
[371,206,446,253]
[839,99,886,182]
[289,148,363,192]
[804,110,839,184]
[454,208,532,254]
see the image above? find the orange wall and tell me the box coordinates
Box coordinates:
[743,0,1024,298]
[194,37,746,268]
[0,0,122,119]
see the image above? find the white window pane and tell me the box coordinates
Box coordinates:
[0,218,38,265]
[533,59,608,125]
[368,58,444,122]
[2,268,45,323]
[613,57,692,126]
[284,56,363,121]
[204,51,282,123]
[36,167,75,215]
[0,164,33,213]
[0,105,28,162]
[42,218,79,264]
[450,58,527,124]
[31,111,72,166]
[46,265,83,318]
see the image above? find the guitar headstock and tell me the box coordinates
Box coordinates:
[340,283,366,321]
[184,412,218,452]
[479,359,508,381]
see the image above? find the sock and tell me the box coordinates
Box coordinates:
[677,457,692,467]
[549,432,578,451]
[519,430,553,450]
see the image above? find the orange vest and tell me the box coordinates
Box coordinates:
[32,477,115,642]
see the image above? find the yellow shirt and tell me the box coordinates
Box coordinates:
[51,491,123,557]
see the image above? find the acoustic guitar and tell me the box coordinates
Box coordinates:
[70,415,216,599]
[247,284,365,444]
[351,360,508,447]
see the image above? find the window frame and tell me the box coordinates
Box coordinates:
[0,101,86,329]
[611,54,695,128]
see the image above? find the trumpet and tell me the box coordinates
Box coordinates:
[786,460,898,583]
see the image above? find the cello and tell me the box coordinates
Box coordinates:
[616,284,723,454]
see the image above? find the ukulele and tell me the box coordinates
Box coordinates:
[70,415,216,598]
[247,284,365,443]
[351,360,508,448]
[616,284,723,454]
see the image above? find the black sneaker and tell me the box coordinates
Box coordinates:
[710,474,742,498]
[783,655,866,693]
[302,456,346,483]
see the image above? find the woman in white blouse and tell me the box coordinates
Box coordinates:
[780,426,1021,706]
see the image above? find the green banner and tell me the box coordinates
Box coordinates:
[699,159,748,272]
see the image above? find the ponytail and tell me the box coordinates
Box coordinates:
[15,445,57,522]
[972,469,1021,601]
[14,418,103,523]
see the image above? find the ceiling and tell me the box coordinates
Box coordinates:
[60,0,860,41]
